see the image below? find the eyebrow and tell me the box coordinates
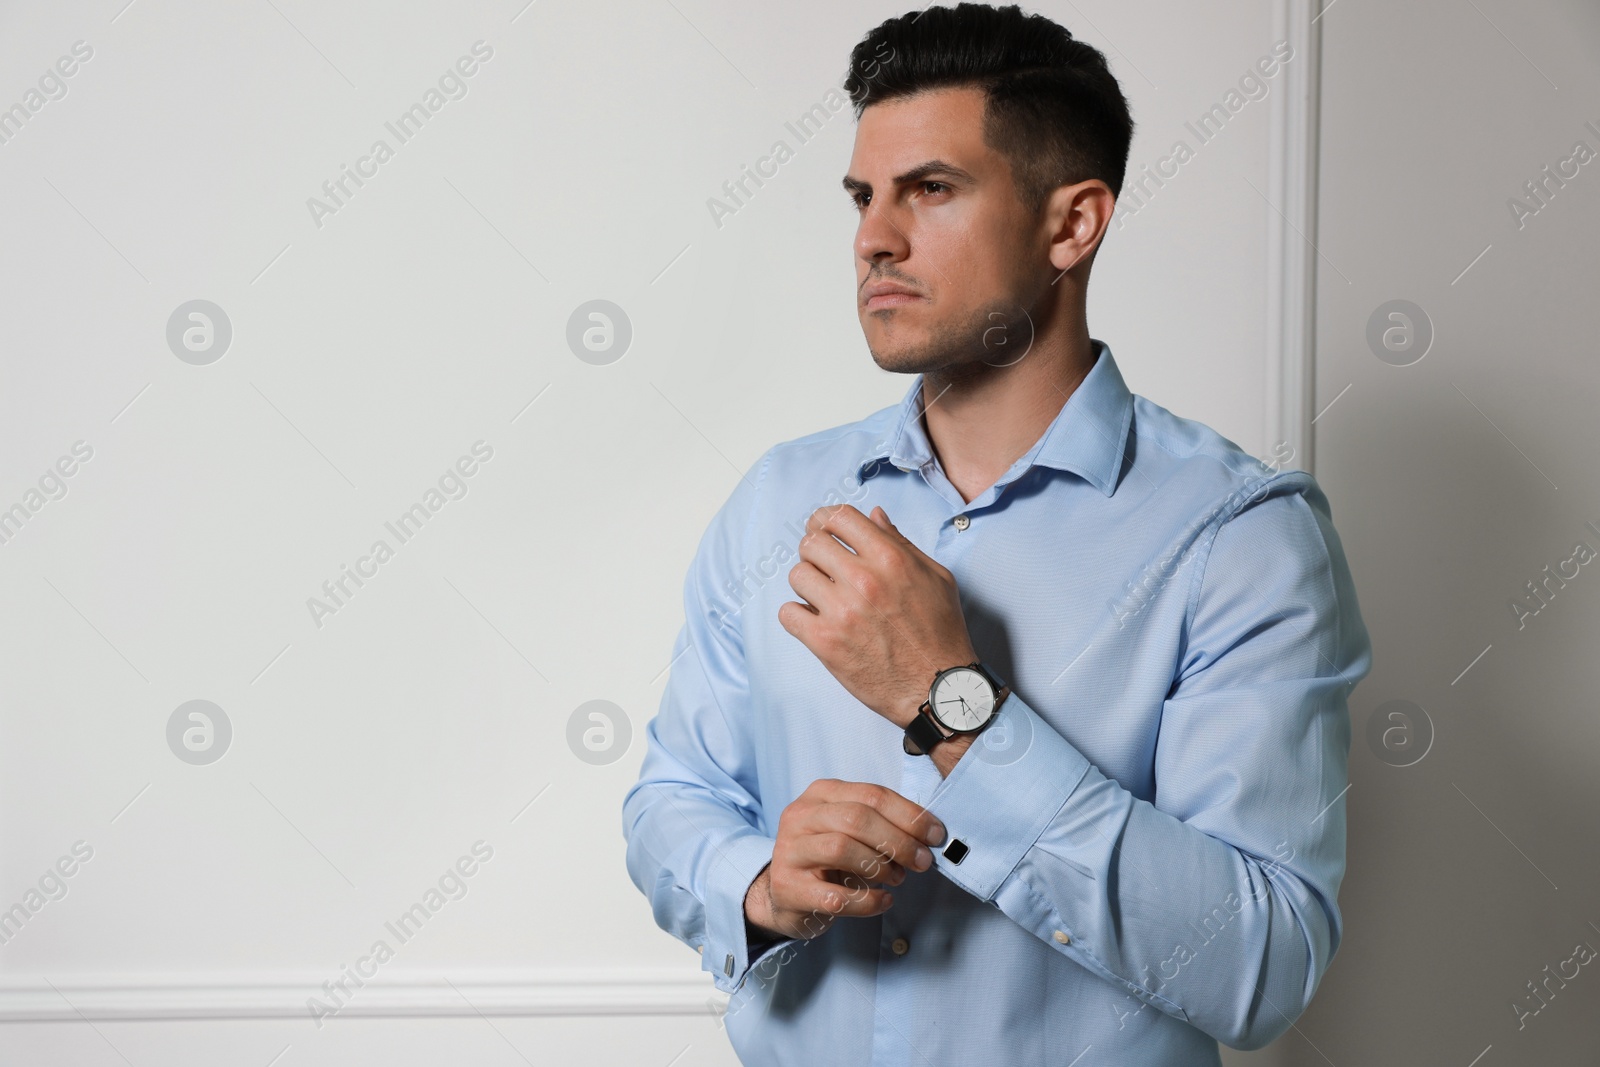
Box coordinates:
[841,159,977,198]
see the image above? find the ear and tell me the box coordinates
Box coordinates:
[1045,178,1116,276]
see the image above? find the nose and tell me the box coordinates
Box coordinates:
[854,198,910,269]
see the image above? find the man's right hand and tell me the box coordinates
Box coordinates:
[743,778,947,942]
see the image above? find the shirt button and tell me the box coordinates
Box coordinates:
[953,514,970,531]
[1053,930,1071,945]
[890,937,910,956]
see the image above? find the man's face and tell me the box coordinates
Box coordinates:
[843,85,1046,378]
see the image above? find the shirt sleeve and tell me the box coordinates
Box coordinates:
[923,474,1372,1050]
[621,448,799,995]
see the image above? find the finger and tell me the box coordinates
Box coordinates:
[797,527,859,582]
[871,508,916,552]
[804,503,863,535]
[803,804,933,875]
[823,864,905,890]
[816,780,947,850]
[798,872,894,918]
[791,831,910,884]
[809,503,895,558]
[776,600,817,644]
[786,560,837,609]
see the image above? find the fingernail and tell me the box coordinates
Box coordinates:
[915,846,932,870]
[927,823,946,846]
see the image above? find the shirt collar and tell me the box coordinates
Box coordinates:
[855,338,1133,498]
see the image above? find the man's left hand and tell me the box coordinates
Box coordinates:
[779,503,978,730]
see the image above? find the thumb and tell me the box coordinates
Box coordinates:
[872,506,909,542]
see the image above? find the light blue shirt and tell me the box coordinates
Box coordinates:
[622,340,1372,1066]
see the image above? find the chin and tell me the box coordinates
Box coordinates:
[865,339,926,375]
[862,322,923,370]
[863,325,962,376]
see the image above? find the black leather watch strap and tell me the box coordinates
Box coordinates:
[975,660,1007,693]
[902,706,949,757]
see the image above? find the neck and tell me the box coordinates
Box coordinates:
[918,317,1096,505]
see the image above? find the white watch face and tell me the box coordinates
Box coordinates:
[930,667,996,732]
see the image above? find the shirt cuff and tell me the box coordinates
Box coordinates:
[925,690,1094,902]
[701,831,784,995]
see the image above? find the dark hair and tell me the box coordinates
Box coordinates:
[842,3,1134,211]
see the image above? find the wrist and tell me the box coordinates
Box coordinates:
[929,683,1008,775]
[743,864,784,942]
[930,732,975,777]
[901,649,980,725]
[745,914,781,947]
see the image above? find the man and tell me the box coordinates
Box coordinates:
[622,4,1371,1064]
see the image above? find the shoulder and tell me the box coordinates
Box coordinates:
[1123,398,1367,682]
[1126,391,1333,531]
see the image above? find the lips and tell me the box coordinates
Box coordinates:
[863,281,923,309]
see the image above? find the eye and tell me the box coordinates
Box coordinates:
[920,180,950,198]
[846,190,870,210]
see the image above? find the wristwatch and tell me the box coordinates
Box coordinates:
[902,661,1009,756]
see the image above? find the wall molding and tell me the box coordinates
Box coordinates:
[0,969,727,1022]
[1264,0,1324,473]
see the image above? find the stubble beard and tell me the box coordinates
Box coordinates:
[864,298,1036,386]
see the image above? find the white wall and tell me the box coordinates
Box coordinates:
[1291,0,1600,1063]
[0,0,1314,1062]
